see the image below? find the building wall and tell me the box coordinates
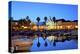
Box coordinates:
[11,21,78,31]
[56,22,78,30]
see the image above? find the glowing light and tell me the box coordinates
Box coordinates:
[47,36,56,41]
[39,26,44,29]
[57,26,60,29]
[75,25,78,28]
[21,25,24,27]
[32,26,37,30]
[13,27,16,29]
[60,26,62,29]
[21,25,28,29]
[67,26,71,29]
[48,26,54,30]
[15,22,18,25]
[24,26,28,29]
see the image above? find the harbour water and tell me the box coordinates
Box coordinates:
[30,36,78,51]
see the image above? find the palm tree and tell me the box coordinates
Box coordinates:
[53,40,56,46]
[36,17,40,23]
[36,17,40,30]
[44,41,48,47]
[44,16,47,23]
[52,17,56,46]
[36,17,40,47]
[52,16,56,30]
[44,16,47,34]
[52,17,56,23]
[26,16,31,24]
[44,16,48,47]
[26,16,29,21]
[37,39,40,47]
[19,19,26,25]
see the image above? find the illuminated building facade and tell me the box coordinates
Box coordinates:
[11,19,78,31]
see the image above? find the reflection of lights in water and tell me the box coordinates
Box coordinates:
[43,36,46,40]
[30,37,77,51]
[34,35,38,38]
[47,36,56,41]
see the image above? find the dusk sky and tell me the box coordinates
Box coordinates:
[10,1,78,22]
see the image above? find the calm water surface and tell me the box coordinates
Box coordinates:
[30,37,78,52]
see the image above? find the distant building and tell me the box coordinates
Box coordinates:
[46,19,78,30]
[11,19,78,31]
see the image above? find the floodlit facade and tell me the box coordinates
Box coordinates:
[11,20,78,31]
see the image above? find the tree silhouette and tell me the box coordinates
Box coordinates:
[36,17,40,23]
[52,16,56,30]
[26,16,29,20]
[44,16,47,32]
[44,16,48,45]
[44,41,48,47]
[53,41,56,46]
[52,17,56,23]
[36,17,40,47]
[73,20,78,22]
[37,37,40,47]
[44,16,47,24]
[26,16,31,23]
[36,17,40,30]
[18,19,26,25]
[43,16,47,39]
